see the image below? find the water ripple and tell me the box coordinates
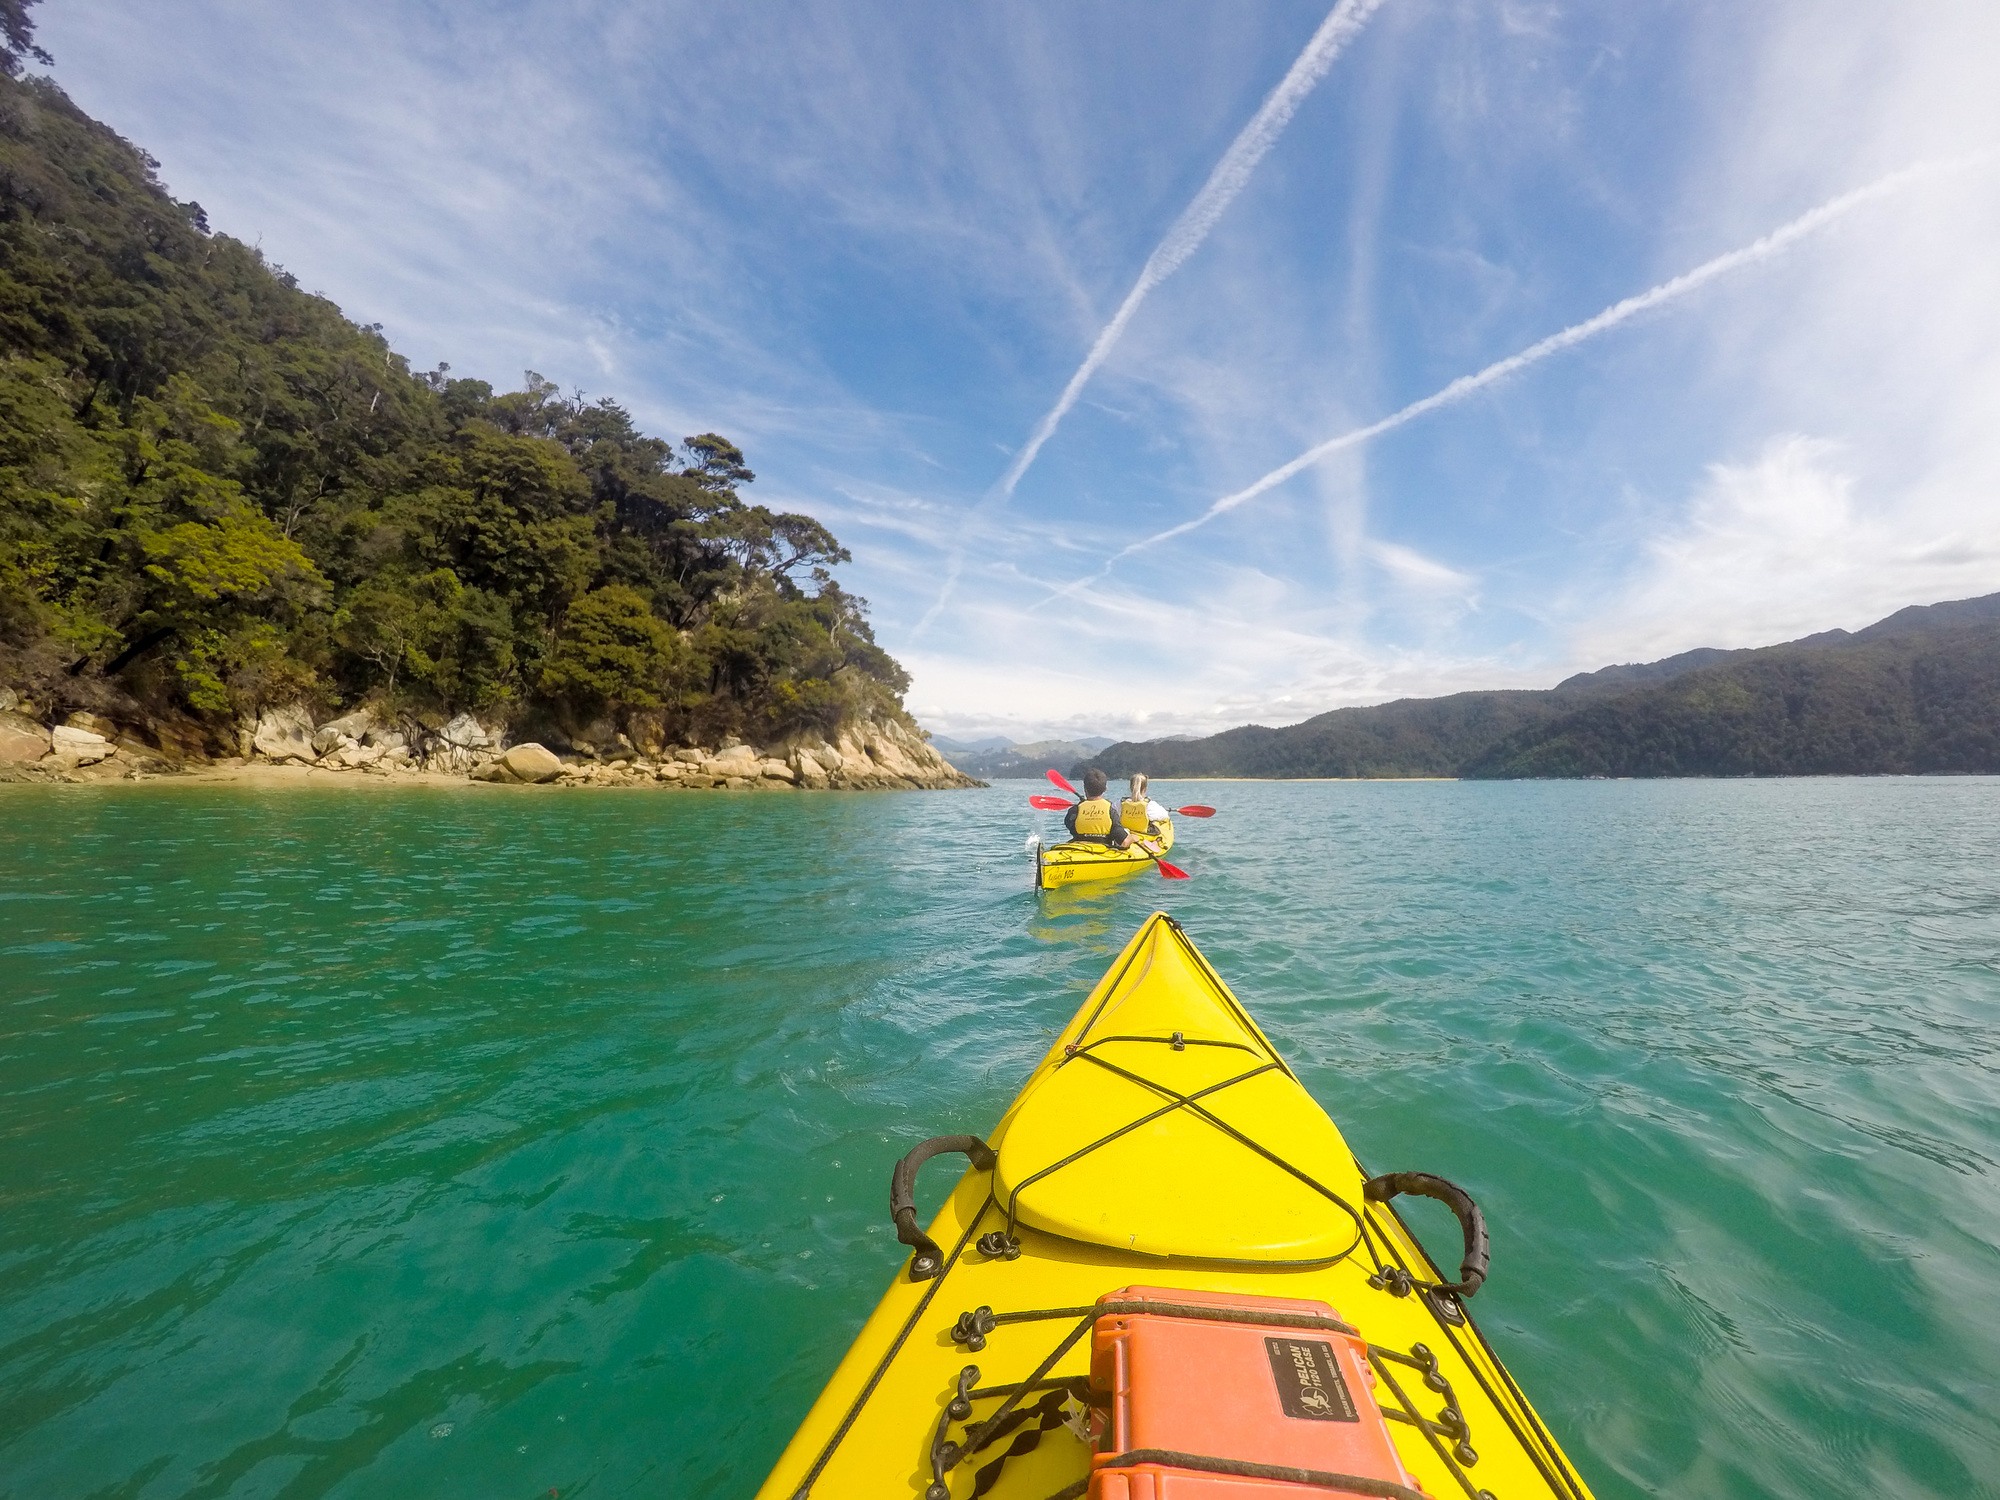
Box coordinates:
[0,778,1996,1497]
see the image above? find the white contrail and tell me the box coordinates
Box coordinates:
[911,0,1392,638]
[990,0,1391,503]
[1045,149,1997,601]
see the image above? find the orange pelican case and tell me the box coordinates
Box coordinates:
[1088,1286,1424,1497]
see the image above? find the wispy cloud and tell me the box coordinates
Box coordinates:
[1367,539,1477,602]
[1576,434,2000,665]
[47,3,2000,739]
[1044,149,1998,602]
[913,0,1392,637]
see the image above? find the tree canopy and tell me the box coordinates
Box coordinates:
[0,0,48,80]
[0,68,911,748]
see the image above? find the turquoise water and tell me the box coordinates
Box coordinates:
[1,777,1997,1498]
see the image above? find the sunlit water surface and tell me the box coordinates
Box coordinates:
[1,778,1997,1498]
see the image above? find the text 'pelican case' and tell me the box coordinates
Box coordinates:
[1088,1285,1424,1497]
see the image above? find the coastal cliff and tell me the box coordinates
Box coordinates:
[0,692,977,789]
[0,70,969,789]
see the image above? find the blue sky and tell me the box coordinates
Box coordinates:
[37,1,2000,740]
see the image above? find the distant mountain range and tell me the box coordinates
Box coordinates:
[928,734,1117,778]
[1082,592,2000,780]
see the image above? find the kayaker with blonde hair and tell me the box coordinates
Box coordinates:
[1123,773,1170,836]
[1065,767,1133,848]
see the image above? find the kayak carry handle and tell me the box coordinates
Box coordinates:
[1363,1172,1490,1298]
[890,1134,996,1281]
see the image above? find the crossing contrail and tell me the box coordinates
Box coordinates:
[1042,149,1997,602]
[912,0,1392,638]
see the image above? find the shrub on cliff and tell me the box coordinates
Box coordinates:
[539,586,678,722]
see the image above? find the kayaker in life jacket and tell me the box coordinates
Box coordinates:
[1123,773,1170,836]
[1064,768,1133,847]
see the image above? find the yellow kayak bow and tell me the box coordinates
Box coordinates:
[757,913,1595,1500]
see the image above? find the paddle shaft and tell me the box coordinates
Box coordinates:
[1030,794,1216,821]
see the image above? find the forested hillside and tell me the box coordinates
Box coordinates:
[1093,690,1561,779]
[0,58,912,756]
[1464,619,2000,777]
[1092,594,2000,780]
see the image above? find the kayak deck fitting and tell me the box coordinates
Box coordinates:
[1034,818,1176,890]
[756,913,1594,1499]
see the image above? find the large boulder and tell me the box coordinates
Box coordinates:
[309,705,407,753]
[311,708,380,757]
[0,712,50,764]
[51,724,116,767]
[423,713,504,773]
[826,725,896,787]
[256,708,318,762]
[500,743,562,783]
[253,705,316,762]
[832,726,869,766]
[798,741,845,776]
[441,712,499,746]
[60,712,171,771]
[865,733,923,782]
[698,743,758,778]
[319,709,375,738]
[66,711,121,739]
[791,747,830,789]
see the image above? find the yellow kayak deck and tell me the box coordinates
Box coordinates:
[1035,819,1175,889]
[757,914,1595,1500]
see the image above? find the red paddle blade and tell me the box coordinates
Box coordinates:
[1046,768,1082,798]
[1156,858,1191,880]
[1174,805,1217,817]
[1028,794,1074,809]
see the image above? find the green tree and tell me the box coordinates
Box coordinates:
[337,568,459,697]
[0,0,49,77]
[335,569,517,710]
[539,585,677,722]
[681,432,755,491]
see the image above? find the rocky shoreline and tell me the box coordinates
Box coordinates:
[0,697,982,792]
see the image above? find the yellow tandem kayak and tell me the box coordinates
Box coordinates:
[1035,819,1176,890]
[756,913,1595,1500]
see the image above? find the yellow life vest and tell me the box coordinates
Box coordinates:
[1072,797,1113,837]
[1120,798,1152,832]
